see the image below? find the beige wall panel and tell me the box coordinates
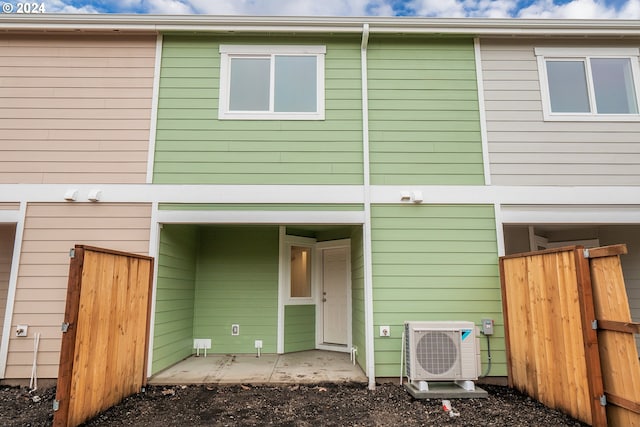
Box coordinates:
[480,38,640,186]
[0,203,19,210]
[15,288,66,301]
[5,365,58,380]
[3,173,147,184]
[4,202,152,379]
[0,34,156,185]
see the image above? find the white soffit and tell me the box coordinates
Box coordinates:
[501,205,640,224]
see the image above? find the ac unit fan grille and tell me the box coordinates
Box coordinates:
[415,330,458,375]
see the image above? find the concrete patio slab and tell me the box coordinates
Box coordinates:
[149,350,367,385]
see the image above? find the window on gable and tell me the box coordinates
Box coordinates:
[219,45,325,120]
[535,47,640,121]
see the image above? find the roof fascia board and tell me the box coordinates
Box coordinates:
[2,15,640,37]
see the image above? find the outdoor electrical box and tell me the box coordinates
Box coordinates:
[481,319,494,335]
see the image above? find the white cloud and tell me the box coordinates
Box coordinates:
[36,0,640,18]
[517,0,620,18]
[185,0,391,16]
[144,0,195,14]
[42,0,99,13]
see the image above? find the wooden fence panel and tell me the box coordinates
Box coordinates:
[53,245,154,427]
[500,247,605,426]
[589,246,640,426]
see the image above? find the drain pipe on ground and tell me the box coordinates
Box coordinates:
[29,332,40,392]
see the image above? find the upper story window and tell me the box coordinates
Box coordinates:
[535,47,640,121]
[218,45,326,120]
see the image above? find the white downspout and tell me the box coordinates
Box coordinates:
[145,34,163,184]
[473,37,491,186]
[360,23,376,391]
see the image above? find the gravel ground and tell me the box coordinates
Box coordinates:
[0,382,587,426]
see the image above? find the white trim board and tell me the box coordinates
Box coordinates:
[0,202,26,379]
[0,184,365,204]
[2,184,640,206]
[156,210,365,224]
[371,185,640,205]
[146,202,161,378]
[474,38,491,186]
[145,34,163,184]
[501,205,640,224]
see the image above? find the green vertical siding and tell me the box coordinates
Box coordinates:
[350,226,366,371]
[193,226,279,353]
[284,305,316,352]
[368,38,484,185]
[152,224,198,374]
[371,205,504,377]
[154,35,363,185]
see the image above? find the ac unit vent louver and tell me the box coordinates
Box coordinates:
[405,321,480,382]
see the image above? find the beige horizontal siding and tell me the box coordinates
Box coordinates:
[4,202,152,379]
[480,38,640,186]
[0,203,20,210]
[0,34,156,185]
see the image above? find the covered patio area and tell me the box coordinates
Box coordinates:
[149,350,367,385]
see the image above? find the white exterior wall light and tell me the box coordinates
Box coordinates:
[64,189,78,201]
[88,189,102,202]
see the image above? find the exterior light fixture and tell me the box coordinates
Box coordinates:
[88,189,102,202]
[64,189,78,201]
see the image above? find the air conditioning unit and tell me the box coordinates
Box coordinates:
[405,321,480,383]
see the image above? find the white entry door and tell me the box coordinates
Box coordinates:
[321,247,349,345]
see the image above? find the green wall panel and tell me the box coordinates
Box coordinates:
[370,204,504,378]
[284,305,316,353]
[367,38,484,185]
[152,224,198,374]
[193,226,279,353]
[154,35,363,185]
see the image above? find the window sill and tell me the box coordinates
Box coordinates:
[218,112,325,121]
[284,298,315,306]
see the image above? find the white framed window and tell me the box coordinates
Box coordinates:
[281,235,317,306]
[218,45,326,120]
[535,47,640,121]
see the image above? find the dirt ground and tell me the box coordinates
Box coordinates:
[0,382,587,426]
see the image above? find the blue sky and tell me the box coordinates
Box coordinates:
[4,0,640,18]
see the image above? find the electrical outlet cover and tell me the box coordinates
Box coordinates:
[16,325,28,337]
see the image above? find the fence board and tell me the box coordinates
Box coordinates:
[54,246,154,427]
[589,251,640,426]
[501,244,640,427]
[500,247,602,426]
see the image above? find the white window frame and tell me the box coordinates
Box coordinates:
[535,47,640,122]
[218,45,326,120]
[282,235,317,306]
